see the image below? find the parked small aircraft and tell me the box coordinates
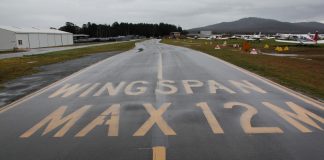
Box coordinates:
[208,34,229,40]
[241,32,264,41]
[275,31,324,45]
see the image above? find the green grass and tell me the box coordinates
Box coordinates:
[0,41,138,88]
[162,38,324,100]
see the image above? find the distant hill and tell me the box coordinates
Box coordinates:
[188,17,324,34]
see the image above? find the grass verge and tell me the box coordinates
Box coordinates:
[0,41,137,88]
[161,39,324,100]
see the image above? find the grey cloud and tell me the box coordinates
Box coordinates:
[0,0,323,29]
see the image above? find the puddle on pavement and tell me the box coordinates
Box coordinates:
[0,51,120,107]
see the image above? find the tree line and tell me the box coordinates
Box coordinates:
[59,22,186,37]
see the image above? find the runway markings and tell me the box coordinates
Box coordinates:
[263,102,324,132]
[152,146,166,160]
[153,48,168,160]
[3,42,324,142]
[125,81,149,96]
[93,82,126,96]
[157,50,163,80]
[48,80,267,98]
[156,80,178,95]
[20,105,92,138]
[229,80,267,94]
[224,102,283,134]
[19,101,323,138]
[80,83,101,97]
[49,83,91,98]
[133,103,176,136]
[182,80,204,94]
[196,102,224,134]
[75,104,120,137]
[208,80,236,94]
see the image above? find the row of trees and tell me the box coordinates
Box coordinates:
[59,22,186,37]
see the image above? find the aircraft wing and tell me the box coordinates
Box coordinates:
[245,38,256,41]
[275,39,301,44]
[317,40,324,44]
[275,39,324,45]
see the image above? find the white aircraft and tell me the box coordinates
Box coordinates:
[320,34,324,39]
[275,31,324,45]
[241,32,264,41]
[275,33,292,40]
[265,35,275,39]
[208,34,229,40]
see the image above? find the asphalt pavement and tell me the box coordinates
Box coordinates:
[0,51,121,107]
[0,39,323,160]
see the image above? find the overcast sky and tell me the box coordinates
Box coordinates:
[1,0,323,29]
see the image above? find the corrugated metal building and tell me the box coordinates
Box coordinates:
[199,31,212,38]
[0,26,73,51]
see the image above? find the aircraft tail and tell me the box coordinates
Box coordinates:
[314,31,319,42]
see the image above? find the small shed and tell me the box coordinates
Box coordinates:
[170,32,181,38]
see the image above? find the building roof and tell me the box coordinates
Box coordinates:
[0,26,72,34]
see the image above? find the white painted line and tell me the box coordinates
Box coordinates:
[156,46,163,80]
[158,52,163,80]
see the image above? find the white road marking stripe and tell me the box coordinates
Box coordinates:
[157,47,163,80]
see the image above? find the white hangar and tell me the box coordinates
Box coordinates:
[0,26,73,51]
